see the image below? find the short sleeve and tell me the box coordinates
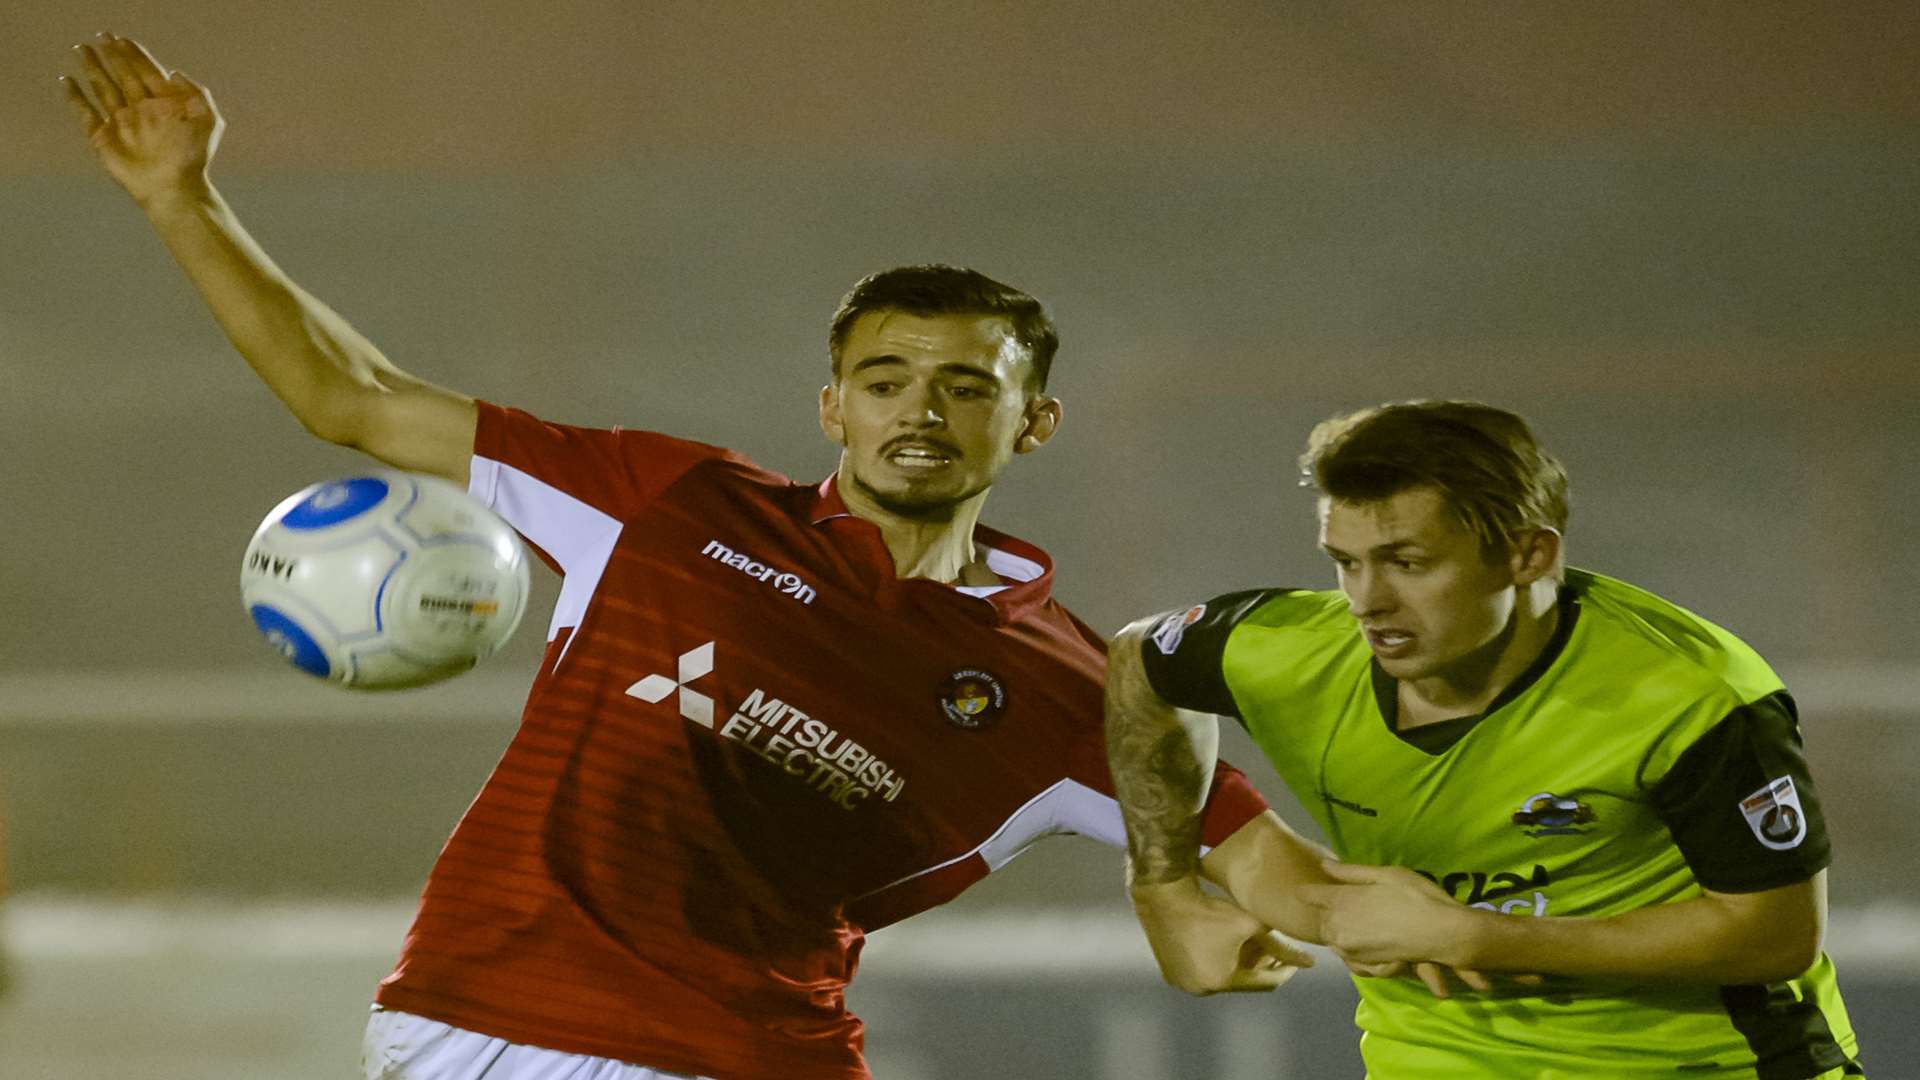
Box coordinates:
[1649,691,1832,893]
[468,401,734,576]
[1198,761,1269,846]
[1136,589,1291,719]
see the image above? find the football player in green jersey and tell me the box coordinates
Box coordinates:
[1105,401,1863,1078]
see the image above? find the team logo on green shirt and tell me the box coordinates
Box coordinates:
[1510,792,1597,838]
[1739,775,1808,850]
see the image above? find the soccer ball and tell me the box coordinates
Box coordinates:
[240,471,531,690]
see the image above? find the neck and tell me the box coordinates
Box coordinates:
[1401,578,1562,723]
[836,471,997,585]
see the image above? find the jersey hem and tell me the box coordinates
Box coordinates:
[372,988,871,1080]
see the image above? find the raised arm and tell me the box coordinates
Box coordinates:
[62,34,476,483]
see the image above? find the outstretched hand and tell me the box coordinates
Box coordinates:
[61,33,223,205]
[1131,879,1315,996]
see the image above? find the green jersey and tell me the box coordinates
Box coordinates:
[1140,569,1861,1079]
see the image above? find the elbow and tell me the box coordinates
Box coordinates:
[295,386,372,451]
[1742,912,1824,984]
[294,409,353,448]
[1755,932,1822,983]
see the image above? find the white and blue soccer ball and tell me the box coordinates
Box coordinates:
[240,471,531,690]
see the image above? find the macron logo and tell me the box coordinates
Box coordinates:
[701,539,817,604]
[626,642,716,728]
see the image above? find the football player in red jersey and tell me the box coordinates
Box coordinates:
[65,35,1323,1079]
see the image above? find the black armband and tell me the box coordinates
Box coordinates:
[1651,691,1832,893]
[1135,589,1292,719]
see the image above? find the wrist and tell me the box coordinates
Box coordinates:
[136,174,217,218]
[1449,905,1504,969]
[1129,874,1207,912]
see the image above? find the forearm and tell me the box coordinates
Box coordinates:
[1456,877,1824,984]
[1105,625,1216,886]
[140,182,420,444]
[1200,810,1337,943]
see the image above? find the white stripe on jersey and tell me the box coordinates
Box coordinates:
[858,778,1125,902]
[470,456,623,647]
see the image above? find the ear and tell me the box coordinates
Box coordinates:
[819,384,846,446]
[1509,527,1562,586]
[1013,396,1063,454]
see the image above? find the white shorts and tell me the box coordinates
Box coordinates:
[361,1007,715,1080]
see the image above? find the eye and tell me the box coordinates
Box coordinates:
[948,384,988,400]
[865,381,897,395]
[1393,559,1424,572]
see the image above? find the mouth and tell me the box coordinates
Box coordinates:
[883,440,959,471]
[1364,628,1416,658]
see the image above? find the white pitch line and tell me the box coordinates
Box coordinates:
[5,899,1917,976]
[2,664,1913,725]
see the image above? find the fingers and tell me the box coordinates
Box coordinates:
[1294,884,1338,910]
[1217,937,1306,994]
[1453,967,1494,993]
[1228,964,1298,993]
[1318,859,1391,884]
[77,43,127,112]
[169,70,216,119]
[96,34,152,103]
[1414,961,1452,1000]
[1248,931,1315,970]
[60,75,105,135]
[113,36,174,98]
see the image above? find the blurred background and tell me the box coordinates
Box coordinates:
[3,2,1916,1077]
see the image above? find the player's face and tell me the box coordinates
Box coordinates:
[1319,487,1523,683]
[820,311,1060,520]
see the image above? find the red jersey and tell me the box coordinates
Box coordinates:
[374,402,1266,1079]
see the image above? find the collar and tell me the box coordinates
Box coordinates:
[1372,585,1582,755]
[807,472,1055,624]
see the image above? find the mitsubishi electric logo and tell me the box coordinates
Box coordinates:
[622,640,907,810]
[625,642,716,728]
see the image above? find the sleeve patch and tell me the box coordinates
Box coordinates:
[1148,604,1208,655]
[1738,776,1809,851]
[1137,589,1289,719]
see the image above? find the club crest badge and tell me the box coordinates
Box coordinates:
[1510,792,1597,838]
[1739,776,1808,851]
[1151,604,1207,656]
[938,668,1008,730]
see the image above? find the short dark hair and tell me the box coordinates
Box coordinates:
[828,265,1059,392]
[1300,400,1570,557]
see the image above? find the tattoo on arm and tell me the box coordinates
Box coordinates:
[1105,625,1213,886]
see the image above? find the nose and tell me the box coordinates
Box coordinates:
[898,383,946,429]
[1345,566,1396,618]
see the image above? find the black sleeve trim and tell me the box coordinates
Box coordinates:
[1650,691,1832,894]
[1135,589,1293,719]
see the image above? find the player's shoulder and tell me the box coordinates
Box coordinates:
[692,447,794,489]
[1141,586,1352,672]
[1230,586,1350,632]
[1165,586,1352,652]
[1567,568,1783,708]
